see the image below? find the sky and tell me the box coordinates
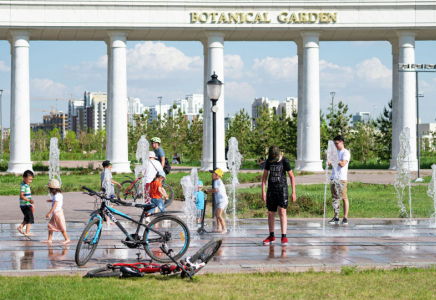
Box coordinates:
[0,39,435,128]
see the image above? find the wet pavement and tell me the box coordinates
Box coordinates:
[1,218,436,275]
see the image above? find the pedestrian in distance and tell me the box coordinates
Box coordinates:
[205,168,228,234]
[42,179,70,244]
[328,135,351,226]
[17,170,35,237]
[262,145,296,246]
[195,180,206,227]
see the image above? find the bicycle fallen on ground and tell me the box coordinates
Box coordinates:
[85,238,222,279]
[75,186,190,266]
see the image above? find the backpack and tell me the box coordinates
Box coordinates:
[163,158,171,175]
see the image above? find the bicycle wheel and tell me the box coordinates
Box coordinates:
[162,183,174,208]
[116,180,138,203]
[143,216,190,263]
[192,238,222,264]
[75,219,101,266]
[85,266,121,278]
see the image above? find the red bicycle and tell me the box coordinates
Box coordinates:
[116,175,174,208]
[85,239,222,279]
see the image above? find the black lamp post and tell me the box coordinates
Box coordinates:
[207,72,223,171]
[206,72,223,227]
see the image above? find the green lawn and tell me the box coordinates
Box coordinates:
[1,268,436,299]
[235,182,434,218]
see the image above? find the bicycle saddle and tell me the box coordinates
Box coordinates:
[120,266,144,278]
[134,204,156,210]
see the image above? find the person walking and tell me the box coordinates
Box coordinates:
[328,135,351,225]
[261,145,296,246]
[17,170,35,237]
[42,179,70,244]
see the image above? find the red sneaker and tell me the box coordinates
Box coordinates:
[281,237,288,245]
[263,236,275,245]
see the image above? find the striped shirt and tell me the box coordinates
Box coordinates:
[20,182,32,206]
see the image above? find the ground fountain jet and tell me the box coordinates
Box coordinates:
[322,140,343,235]
[227,137,243,235]
[180,168,199,229]
[48,137,62,186]
[134,135,150,204]
[394,127,413,230]
[428,164,436,226]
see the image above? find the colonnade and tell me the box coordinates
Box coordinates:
[5,30,418,173]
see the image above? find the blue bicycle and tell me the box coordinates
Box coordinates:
[75,186,190,266]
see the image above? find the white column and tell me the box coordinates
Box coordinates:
[389,38,400,169]
[205,31,227,171]
[105,39,112,161]
[200,40,212,171]
[8,30,33,173]
[295,38,304,170]
[397,31,418,170]
[107,31,131,173]
[299,31,324,172]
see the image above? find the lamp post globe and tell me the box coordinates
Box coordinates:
[207,72,223,102]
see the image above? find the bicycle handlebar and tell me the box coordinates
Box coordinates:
[82,186,132,206]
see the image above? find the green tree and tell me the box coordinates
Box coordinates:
[64,130,77,153]
[374,100,392,162]
[186,112,203,161]
[281,110,298,159]
[251,106,282,157]
[320,111,330,155]
[225,109,252,158]
[326,101,352,140]
[349,121,377,163]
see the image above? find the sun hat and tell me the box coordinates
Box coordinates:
[149,151,157,158]
[198,180,204,186]
[157,170,166,178]
[102,160,112,168]
[46,179,61,189]
[209,168,224,177]
[267,145,280,163]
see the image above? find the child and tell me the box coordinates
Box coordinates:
[148,171,169,214]
[101,160,121,224]
[17,170,35,237]
[205,168,228,234]
[42,179,70,244]
[261,145,296,246]
[195,180,205,227]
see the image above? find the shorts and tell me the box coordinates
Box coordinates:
[196,209,204,219]
[266,187,289,212]
[20,206,34,224]
[331,180,348,199]
[216,202,228,210]
[149,198,165,214]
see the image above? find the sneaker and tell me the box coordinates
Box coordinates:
[281,237,288,245]
[342,218,348,225]
[328,217,340,224]
[263,236,275,245]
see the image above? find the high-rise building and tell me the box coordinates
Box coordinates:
[252,97,297,126]
[68,99,84,132]
[172,94,204,122]
[127,97,147,126]
[31,112,68,139]
[352,112,371,124]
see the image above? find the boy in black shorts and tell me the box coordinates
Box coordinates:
[261,145,296,245]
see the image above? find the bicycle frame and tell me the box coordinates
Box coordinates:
[87,200,167,246]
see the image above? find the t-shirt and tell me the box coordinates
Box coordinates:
[195,191,205,210]
[331,149,351,181]
[154,147,165,166]
[51,193,63,215]
[149,180,163,199]
[264,157,292,189]
[214,179,228,204]
[144,160,164,184]
[19,182,32,206]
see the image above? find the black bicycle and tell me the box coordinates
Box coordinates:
[116,175,174,208]
[75,186,190,266]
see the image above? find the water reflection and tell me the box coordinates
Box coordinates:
[268,246,288,259]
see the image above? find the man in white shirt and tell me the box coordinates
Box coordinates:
[328,135,351,225]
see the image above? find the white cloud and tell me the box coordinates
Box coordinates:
[225,81,256,104]
[30,78,67,97]
[0,61,10,72]
[355,57,391,88]
[224,54,245,79]
[127,42,203,80]
[252,56,298,81]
